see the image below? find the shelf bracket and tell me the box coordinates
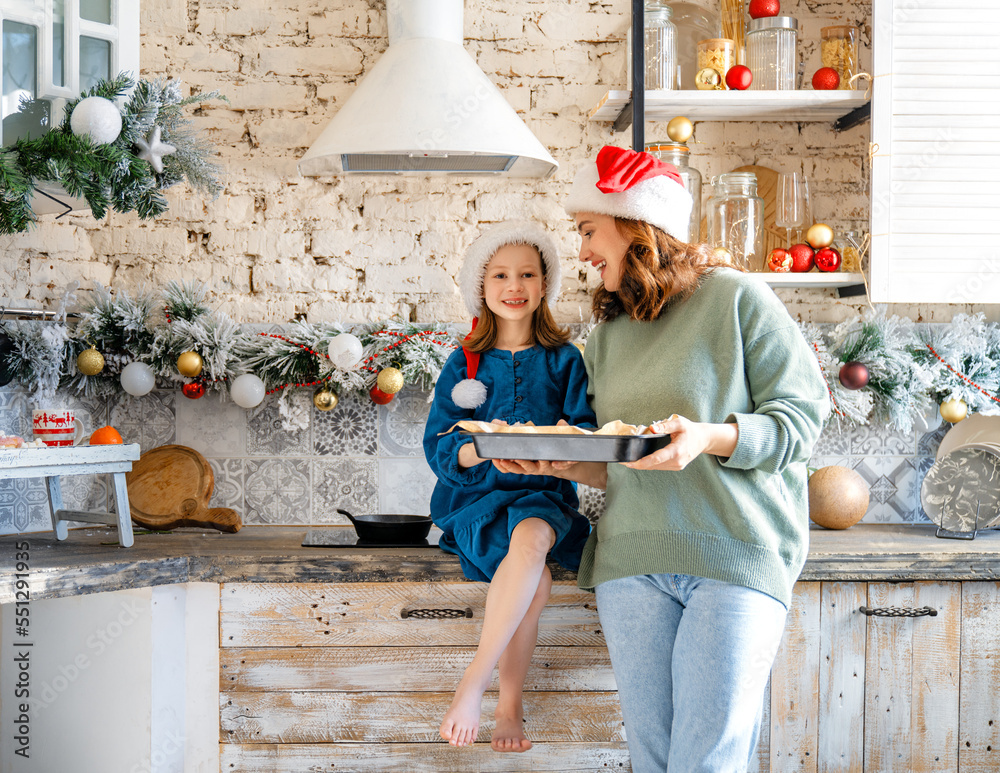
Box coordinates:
[833,102,871,133]
[836,283,867,298]
[612,101,634,134]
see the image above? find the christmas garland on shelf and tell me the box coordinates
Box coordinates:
[4,281,1000,436]
[0,74,224,234]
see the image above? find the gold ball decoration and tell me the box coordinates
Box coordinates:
[808,465,870,530]
[695,67,723,90]
[712,246,734,264]
[176,350,204,378]
[940,398,968,424]
[666,116,694,143]
[76,346,105,376]
[313,386,339,412]
[805,222,835,249]
[376,366,405,395]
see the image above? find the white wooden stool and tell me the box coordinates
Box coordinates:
[0,444,141,547]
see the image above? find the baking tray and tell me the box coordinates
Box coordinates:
[464,431,671,463]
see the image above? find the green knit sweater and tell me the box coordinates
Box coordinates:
[578,268,829,607]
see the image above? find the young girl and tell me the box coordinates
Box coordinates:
[422,221,595,753]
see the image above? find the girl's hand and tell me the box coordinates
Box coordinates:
[493,458,578,476]
[623,415,738,472]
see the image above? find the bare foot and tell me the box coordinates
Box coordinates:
[439,672,490,747]
[491,708,532,753]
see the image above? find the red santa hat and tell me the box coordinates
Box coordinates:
[564,145,693,241]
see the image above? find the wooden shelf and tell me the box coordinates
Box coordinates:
[759,271,866,289]
[589,89,870,127]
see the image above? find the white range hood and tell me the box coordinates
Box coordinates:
[298,0,557,178]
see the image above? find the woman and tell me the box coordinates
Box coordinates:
[497,145,829,772]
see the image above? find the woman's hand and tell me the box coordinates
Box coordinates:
[494,457,608,489]
[623,415,739,472]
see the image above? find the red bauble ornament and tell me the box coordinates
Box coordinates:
[838,361,870,390]
[812,67,841,90]
[182,381,206,399]
[748,0,780,19]
[767,248,792,272]
[369,385,394,405]
[815,247,842,272]
[789,243,815,273]
[725,65,753,90]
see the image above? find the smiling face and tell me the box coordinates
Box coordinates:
[481,243,547,325]
[575,212,631,292]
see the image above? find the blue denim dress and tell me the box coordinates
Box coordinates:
[423,343,596,582]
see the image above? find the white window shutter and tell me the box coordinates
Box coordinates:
[869,0,1000,303]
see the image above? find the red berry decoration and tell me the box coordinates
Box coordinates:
[369,385,394,405]
[838,361,870,391]
[814,247,842,272]
[767,248,792,272]
[725,65,753,91]
[812,67,841,90]
[182,381,206,399]
[748,0,780,19]
[789,243,815,273]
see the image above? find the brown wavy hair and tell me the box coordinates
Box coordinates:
[592,219,739,323]
[464,249,570,353]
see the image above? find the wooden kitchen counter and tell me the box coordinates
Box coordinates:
[3,523,1000,605]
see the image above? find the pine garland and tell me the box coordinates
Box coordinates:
[799,322,872,430]
[356,319,461,392]
[0,74,224,234]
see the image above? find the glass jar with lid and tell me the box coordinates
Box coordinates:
[747,16,798,90]
[629,2,678,90]
[705,173,764,270]
[821,25,859,90]
[646,142,702,242]
[697,39,736,88]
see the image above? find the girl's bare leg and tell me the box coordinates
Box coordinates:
[492,564,551,752]
[439,518,555,747]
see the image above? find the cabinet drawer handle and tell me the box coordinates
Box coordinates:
[401,607,473,620]
[859,605,938,618]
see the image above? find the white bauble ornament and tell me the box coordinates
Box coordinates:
[327,333,364,370]
[70,96,122,145]
[230,374,266,409]
[120,362,155,396]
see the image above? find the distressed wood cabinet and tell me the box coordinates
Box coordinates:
[219,578,1000,773]
[218,580,629,772]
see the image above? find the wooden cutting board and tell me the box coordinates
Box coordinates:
[125,444,242,532]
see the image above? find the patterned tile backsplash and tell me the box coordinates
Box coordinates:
[0,379,950,537]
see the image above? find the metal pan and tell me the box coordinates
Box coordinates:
[464,431,672,463]
[337,508,433,544]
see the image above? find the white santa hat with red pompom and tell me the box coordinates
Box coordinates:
[564,145,693,242]
[452,222,563,410]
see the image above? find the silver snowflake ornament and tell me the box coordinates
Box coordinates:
[135,125,177,174]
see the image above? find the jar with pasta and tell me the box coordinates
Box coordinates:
[697,39,735,88]
[821,25,859,90]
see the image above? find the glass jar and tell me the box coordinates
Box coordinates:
[667,1,721,90]
[629,2,677,90]
[646,142,702,242]
[706,173,764,270]
[838,230,863,272]
[697,38,735,88]
[821,25,859,90]
[747,16,798,90]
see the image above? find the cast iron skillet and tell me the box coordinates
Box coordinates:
[337,508,432,544]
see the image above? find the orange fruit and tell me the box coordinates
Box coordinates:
[90,426,124,445]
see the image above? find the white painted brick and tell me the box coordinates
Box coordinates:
[258,43,362,78]
[226,83,311,112]
[140,0,187,36]
[246,231,308,259]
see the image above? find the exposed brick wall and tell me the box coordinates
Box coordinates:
[0,0,993,325]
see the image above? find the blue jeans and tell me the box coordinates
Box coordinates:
[596,573,787,773]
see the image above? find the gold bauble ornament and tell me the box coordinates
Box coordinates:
[666,116,694,143]
[805,223,835,249]
[76,346,105,376]
[376,366,405,395]
[808,465,870,529]
[313,386,339,412]
[695,67,723,90]
[176,350,204,378]
[940,398,968,424]
[712,246,734,264]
